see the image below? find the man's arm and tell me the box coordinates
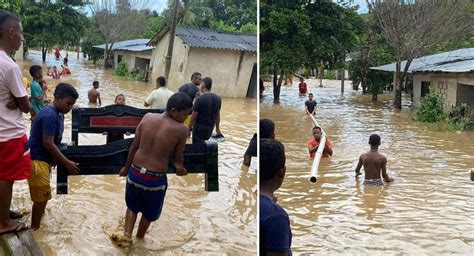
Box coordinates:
[144,92,153,107]
[243,154,252,167]
[119,120,143,176]
[215,109,221,135]
[97,91,102,106]
[324,139,333,156]
[305,104,309,115]
[7,95,30,113]
[307,141,318,154]
[173,127,188,176]
[43,134,79,174]
[188,111,198,133]
[381,157,394,182]
[355,155,363,178]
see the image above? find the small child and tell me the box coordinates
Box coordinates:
[29,65,45,120]
[88,81,102,107]
[28,83,80,230]
[355,134,394,185]
[117,92,192,244]
[104,94,129,143]
[305,93,317,115]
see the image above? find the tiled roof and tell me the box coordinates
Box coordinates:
[370,48,474,73]
[148,26,257,52]
[93,39,154,52]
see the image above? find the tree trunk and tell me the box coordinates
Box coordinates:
[76,44,80,59]
[394,61,402,109]
[340,68,345,93]
[361,76,366,94]
[273,65,280,103]
[372,84,378,101]
[41,43,47,63]
[319,67,323,87]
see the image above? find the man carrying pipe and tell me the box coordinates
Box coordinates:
[308,122,333,183]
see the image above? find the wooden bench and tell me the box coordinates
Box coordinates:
[56,105,218,194]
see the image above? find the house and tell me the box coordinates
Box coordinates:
[371,48,474,115]
[94,39,154,81]
[147,26,257,98]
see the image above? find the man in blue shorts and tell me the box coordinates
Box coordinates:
[118,92,192,244]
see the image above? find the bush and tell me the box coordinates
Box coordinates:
[114,62,128,77]
[447,104,473,131]
[323,70,336,79]
[416,93,446,123]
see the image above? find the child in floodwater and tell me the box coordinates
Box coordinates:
[117,92,191,244]
[28,83,80,230]
[88,81,101,107]
[104,94,129,143]
[355,134,394,185]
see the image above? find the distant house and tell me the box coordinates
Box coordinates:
[94,39,154,81]
[371,48,474,116]
[147,26,257,98]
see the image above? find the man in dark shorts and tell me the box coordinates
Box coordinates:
[178,72,201,102]
[188,77,222,144]
[260,138,292,255]
[305,93,317,115]
[243,119,276,168]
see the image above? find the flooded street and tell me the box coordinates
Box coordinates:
[13,51,257,254]
[260,79,474,255]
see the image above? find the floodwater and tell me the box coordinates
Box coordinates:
[12,51,257,254]
[260,79,474,255]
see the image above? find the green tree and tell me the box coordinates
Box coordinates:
[21,1,88,62]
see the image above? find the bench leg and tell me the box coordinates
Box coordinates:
[56,166,68,194]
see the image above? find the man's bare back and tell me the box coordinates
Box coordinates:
[132,113,188,173]
[88,88,101,105]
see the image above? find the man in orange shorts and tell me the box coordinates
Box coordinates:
[0,11,31,234]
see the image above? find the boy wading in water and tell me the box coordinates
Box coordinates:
[118,92,192,245]
[88,80,101,107]
[355,134,394,185]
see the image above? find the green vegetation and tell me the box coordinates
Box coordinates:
[260,0,362,102]
[416,93,473,131]
[322,70,336,80]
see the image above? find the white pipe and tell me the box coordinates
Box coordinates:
[309,114,326,183]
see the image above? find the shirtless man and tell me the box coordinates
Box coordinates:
[355,134,394,185]
[88,81,101,106]
[117,92,191,243]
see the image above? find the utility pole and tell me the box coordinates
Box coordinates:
[164,0,179,80]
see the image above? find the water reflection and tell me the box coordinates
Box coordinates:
[261,79,474,254]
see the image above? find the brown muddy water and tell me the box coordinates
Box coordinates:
[260,79,474,255]
[12,51,257,254]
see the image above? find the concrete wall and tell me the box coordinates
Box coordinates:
[185,48,256,98]
[150,34,189,90]
[413,73,474,111]
[412,74,432,106]
[113,50,153,71]
[150,33,257,97]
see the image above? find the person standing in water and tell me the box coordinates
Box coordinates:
[355,134,394,185]
[88,80,102,107]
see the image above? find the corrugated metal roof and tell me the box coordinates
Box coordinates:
[148,26,257,52]
[370,48,474,73]
[93,39,154,52]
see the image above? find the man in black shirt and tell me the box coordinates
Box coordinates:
[178,72,202,102]
[188,77,222,144]
[305,93,317,115]
[242,119,275,168]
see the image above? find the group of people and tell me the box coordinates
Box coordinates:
[0,11,224,244]
[260,116,394,254]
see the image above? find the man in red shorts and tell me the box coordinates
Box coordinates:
[0,11,31,234]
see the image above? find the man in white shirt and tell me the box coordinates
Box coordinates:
[0,10,31,234]
[144,76,174,109]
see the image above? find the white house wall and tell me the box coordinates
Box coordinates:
[412,74,431,106]
[114,50,153,71]
[150,34,188,89]
[185,48,256,98]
